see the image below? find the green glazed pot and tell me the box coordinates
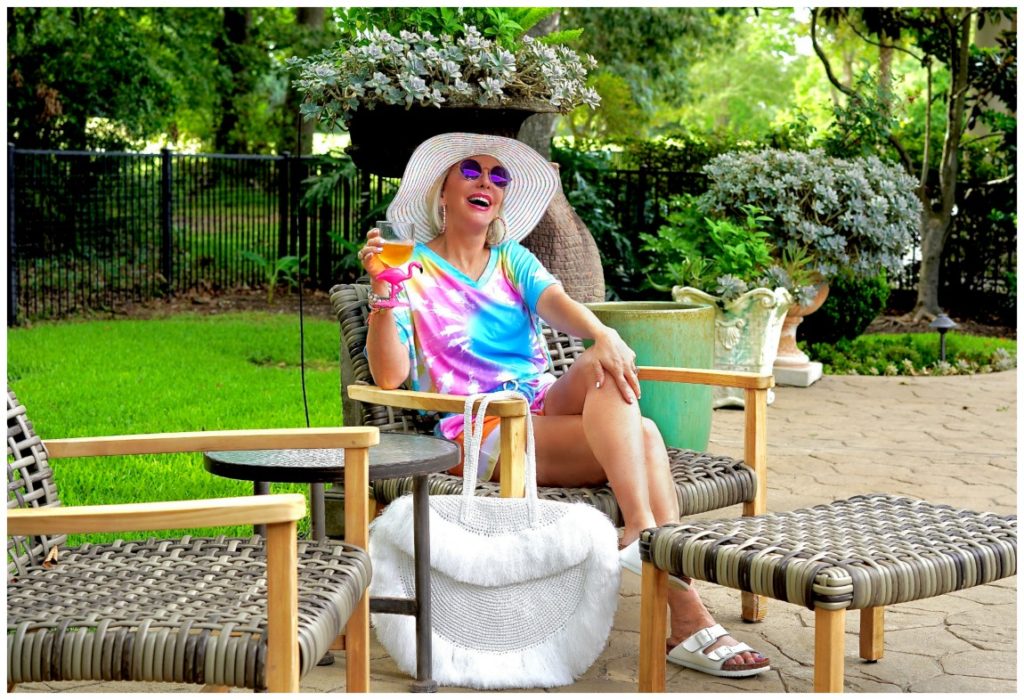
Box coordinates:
[585,301,715,451]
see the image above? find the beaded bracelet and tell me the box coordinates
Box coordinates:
[367,288,393,317]
[367,290,387,307]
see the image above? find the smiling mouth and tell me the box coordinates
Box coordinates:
[467,194,492,209]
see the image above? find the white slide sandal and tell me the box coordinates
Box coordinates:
[667,624,771,678]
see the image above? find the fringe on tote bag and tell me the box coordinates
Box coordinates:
[368,390,621,689]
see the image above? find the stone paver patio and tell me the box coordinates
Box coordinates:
[13,370,1016,693]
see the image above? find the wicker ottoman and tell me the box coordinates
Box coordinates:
[637,494,1017,692]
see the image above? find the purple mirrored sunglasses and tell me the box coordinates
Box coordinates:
[458,158,511,189]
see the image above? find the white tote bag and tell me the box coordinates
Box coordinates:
[369,391,621,689]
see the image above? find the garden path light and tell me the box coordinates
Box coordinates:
[929,313,957,362]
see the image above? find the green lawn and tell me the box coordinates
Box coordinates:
[7,312,344,543]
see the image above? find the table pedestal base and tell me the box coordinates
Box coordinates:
[369,474,436,692]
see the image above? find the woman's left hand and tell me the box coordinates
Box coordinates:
[589,328,641,404]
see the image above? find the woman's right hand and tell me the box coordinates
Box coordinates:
[358,229,387,278]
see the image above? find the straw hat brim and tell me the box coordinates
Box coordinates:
[386,132,559,243]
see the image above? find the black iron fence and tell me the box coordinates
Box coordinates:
[931,181,1016,322]
[7,146,1016,324]
[8,146,397,322]
[596,168,708,236]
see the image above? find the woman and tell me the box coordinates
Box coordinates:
[359,133,769,679]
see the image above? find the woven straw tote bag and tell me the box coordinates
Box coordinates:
[368,391,620,689]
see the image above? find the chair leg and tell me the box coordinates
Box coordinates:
[859,607,884,662]
[741,387,769,623]
[814,607,846,693]
[344,446,371,692]
[741,591,768,622]
[638,561,668,692]
[328,494,378,657]
[265,520,300,693]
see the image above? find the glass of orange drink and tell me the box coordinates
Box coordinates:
[375,221,415,267]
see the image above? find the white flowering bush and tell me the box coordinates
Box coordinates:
[700,149,921,279]
[290,26,600,130]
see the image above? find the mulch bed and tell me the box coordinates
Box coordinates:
[49,289,1018,341]
[104,288,337,321]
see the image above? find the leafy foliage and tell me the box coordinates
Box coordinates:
[332,7,561,51]
[701,148,921,279]
[639,195,816,306]
[661,8,825,143]
[7,7,216,150]
[801,270,891,344]
[241,251,303,303]
[617,131,736,172]
[6,7,341,153]
[551,145,635,300]
[811,7,1017,317]
[561,7,741,129]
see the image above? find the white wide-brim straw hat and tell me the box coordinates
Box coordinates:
[387,132,560,243]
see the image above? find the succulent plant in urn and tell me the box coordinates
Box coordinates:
[289,24,600,176]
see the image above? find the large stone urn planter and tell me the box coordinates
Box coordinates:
[585,301,716,451]
[521,165,605,303]
[672,286,793,408]
[346,100,558,177]
[774,282,830,387]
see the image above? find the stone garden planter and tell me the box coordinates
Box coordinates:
[346,100,558,178]
[585,301,716,451]
[672,286,793,408]
[774,282,830,387]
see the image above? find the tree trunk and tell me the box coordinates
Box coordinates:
[914,210,949,318]
[214,8,253,153]
[516,11,561,157]
[878,30,893,111]
[284,7,325,155]
[911,9,972,321]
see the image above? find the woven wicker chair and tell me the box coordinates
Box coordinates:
[6,389,376,692]
[330,283,775,621]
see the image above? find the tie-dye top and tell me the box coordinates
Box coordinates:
[389,239,560,440]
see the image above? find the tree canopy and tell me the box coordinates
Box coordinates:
[810,6,1016,318]
[559,6,742,141]
[7,6,337,153]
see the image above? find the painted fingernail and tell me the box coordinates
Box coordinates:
[595,381,601,389]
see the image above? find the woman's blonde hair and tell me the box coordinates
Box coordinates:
[425,166,508,246]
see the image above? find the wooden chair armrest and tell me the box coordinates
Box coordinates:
[637,366,774,389]
[6,493,306,536]
[639,366,769,518]
[43,426,380,458]
[347,385,529,498]
[347,385,529,417]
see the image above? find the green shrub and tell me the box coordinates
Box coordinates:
[552,145,640,299]
[618,130,737,172]
[801,269,890,344]
[638,194,817,306]
[700,148,921,280]
[804,333,1017,376]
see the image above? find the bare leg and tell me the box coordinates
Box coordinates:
[528,352,766,669]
